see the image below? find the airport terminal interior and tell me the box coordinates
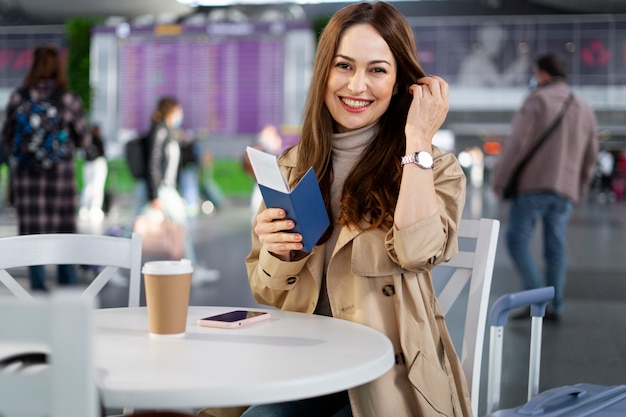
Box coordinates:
[0,0,625,416]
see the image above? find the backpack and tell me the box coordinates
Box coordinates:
[10,88,70,171]
[125,133,148,179]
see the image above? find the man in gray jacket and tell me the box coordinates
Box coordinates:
[493,53,598,321]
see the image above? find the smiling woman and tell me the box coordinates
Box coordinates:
[324,24,397,133]
[244,1,470,416]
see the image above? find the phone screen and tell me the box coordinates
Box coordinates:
[201,310,267,323]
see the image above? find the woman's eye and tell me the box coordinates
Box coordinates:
[336,62,351,70]
[371,67,387,74]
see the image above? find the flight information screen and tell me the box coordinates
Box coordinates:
[117,26,286,135]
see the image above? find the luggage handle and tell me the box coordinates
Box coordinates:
[489,287,555,327]
[486,287,555,414]
[518,386,587,415]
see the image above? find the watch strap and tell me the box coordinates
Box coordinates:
[400,151,433,169]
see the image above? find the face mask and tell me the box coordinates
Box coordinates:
[171,112,183,128]
[528,76,537,90]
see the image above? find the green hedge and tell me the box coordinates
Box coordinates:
[75,158,255,197]
[3,158,254,199]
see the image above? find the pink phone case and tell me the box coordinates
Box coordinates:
[197,311,271,329]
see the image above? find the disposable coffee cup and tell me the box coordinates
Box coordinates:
[142,259,193,337]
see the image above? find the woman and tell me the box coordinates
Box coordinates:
[1,44,90,291]
[141,96,220,284]
[245,2,470,416]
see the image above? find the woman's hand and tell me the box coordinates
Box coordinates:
[405,76,449,149]
[253,208,303,261]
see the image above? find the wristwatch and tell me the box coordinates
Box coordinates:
[401,151,434,169]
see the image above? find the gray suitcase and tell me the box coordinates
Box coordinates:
[484,287,626,416]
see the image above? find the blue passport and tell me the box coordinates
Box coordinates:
[258,167,330,252]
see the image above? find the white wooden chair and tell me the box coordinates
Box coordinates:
[0,232,142,307]
[433,218,500,417]
[0,291,99,417]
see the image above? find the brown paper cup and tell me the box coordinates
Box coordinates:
[142,260,193,337]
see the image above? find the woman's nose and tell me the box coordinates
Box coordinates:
[347,72,366,93]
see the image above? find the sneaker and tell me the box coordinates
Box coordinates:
[192,267,221,286]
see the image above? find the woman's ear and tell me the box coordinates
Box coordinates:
[392,85,399,96]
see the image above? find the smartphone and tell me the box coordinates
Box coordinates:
[197,310,271,329]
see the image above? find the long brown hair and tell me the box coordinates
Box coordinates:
[22,45,68,89]
[295,1,426,230]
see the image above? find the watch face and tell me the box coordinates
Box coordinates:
[417,151,433,168]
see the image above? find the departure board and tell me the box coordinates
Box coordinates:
[116,25,287,135]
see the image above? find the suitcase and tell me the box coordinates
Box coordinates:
[485,287,626,416]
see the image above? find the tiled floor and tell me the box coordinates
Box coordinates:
[1,186,625,416]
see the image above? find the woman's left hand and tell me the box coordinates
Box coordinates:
[405,76,449,148]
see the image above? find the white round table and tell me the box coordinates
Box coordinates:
[95,306,394,410]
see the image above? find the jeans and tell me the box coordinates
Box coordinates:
[30,264,78,290]
[506,192,573,313]
[179,165,200,212]
[241,391,352,417]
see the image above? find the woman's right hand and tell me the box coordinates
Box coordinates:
[253,208,303,261]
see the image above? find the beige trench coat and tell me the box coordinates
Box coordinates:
[245,146,472,417]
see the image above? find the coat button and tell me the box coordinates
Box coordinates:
[382,284,395,296]
[286,276,297,284]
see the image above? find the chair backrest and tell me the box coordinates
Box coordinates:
[0,291,99,417]
[433,218,500,417]
[0,232,142,307]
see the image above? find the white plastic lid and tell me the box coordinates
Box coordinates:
[142,259,193,275]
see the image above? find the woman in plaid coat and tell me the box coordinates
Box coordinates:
[1,45,91,291]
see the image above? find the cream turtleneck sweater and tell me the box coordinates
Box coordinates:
[314,122,379,317]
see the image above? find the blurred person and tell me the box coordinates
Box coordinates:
[611,150,626,201]
[198,148,225,214]
[0,44,91,291]
[244,2,470,416]
[142,96,220,285]
[594,149,615,203]
[80,124,108,222]
[177,130,201,216]
[493,53,598,321]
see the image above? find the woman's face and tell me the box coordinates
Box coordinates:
[324,24,397,133]
[167,105,184,128]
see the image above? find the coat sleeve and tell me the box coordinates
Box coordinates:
[245,202,323,312]
[64,91,91,151]
[386,149,466,270]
